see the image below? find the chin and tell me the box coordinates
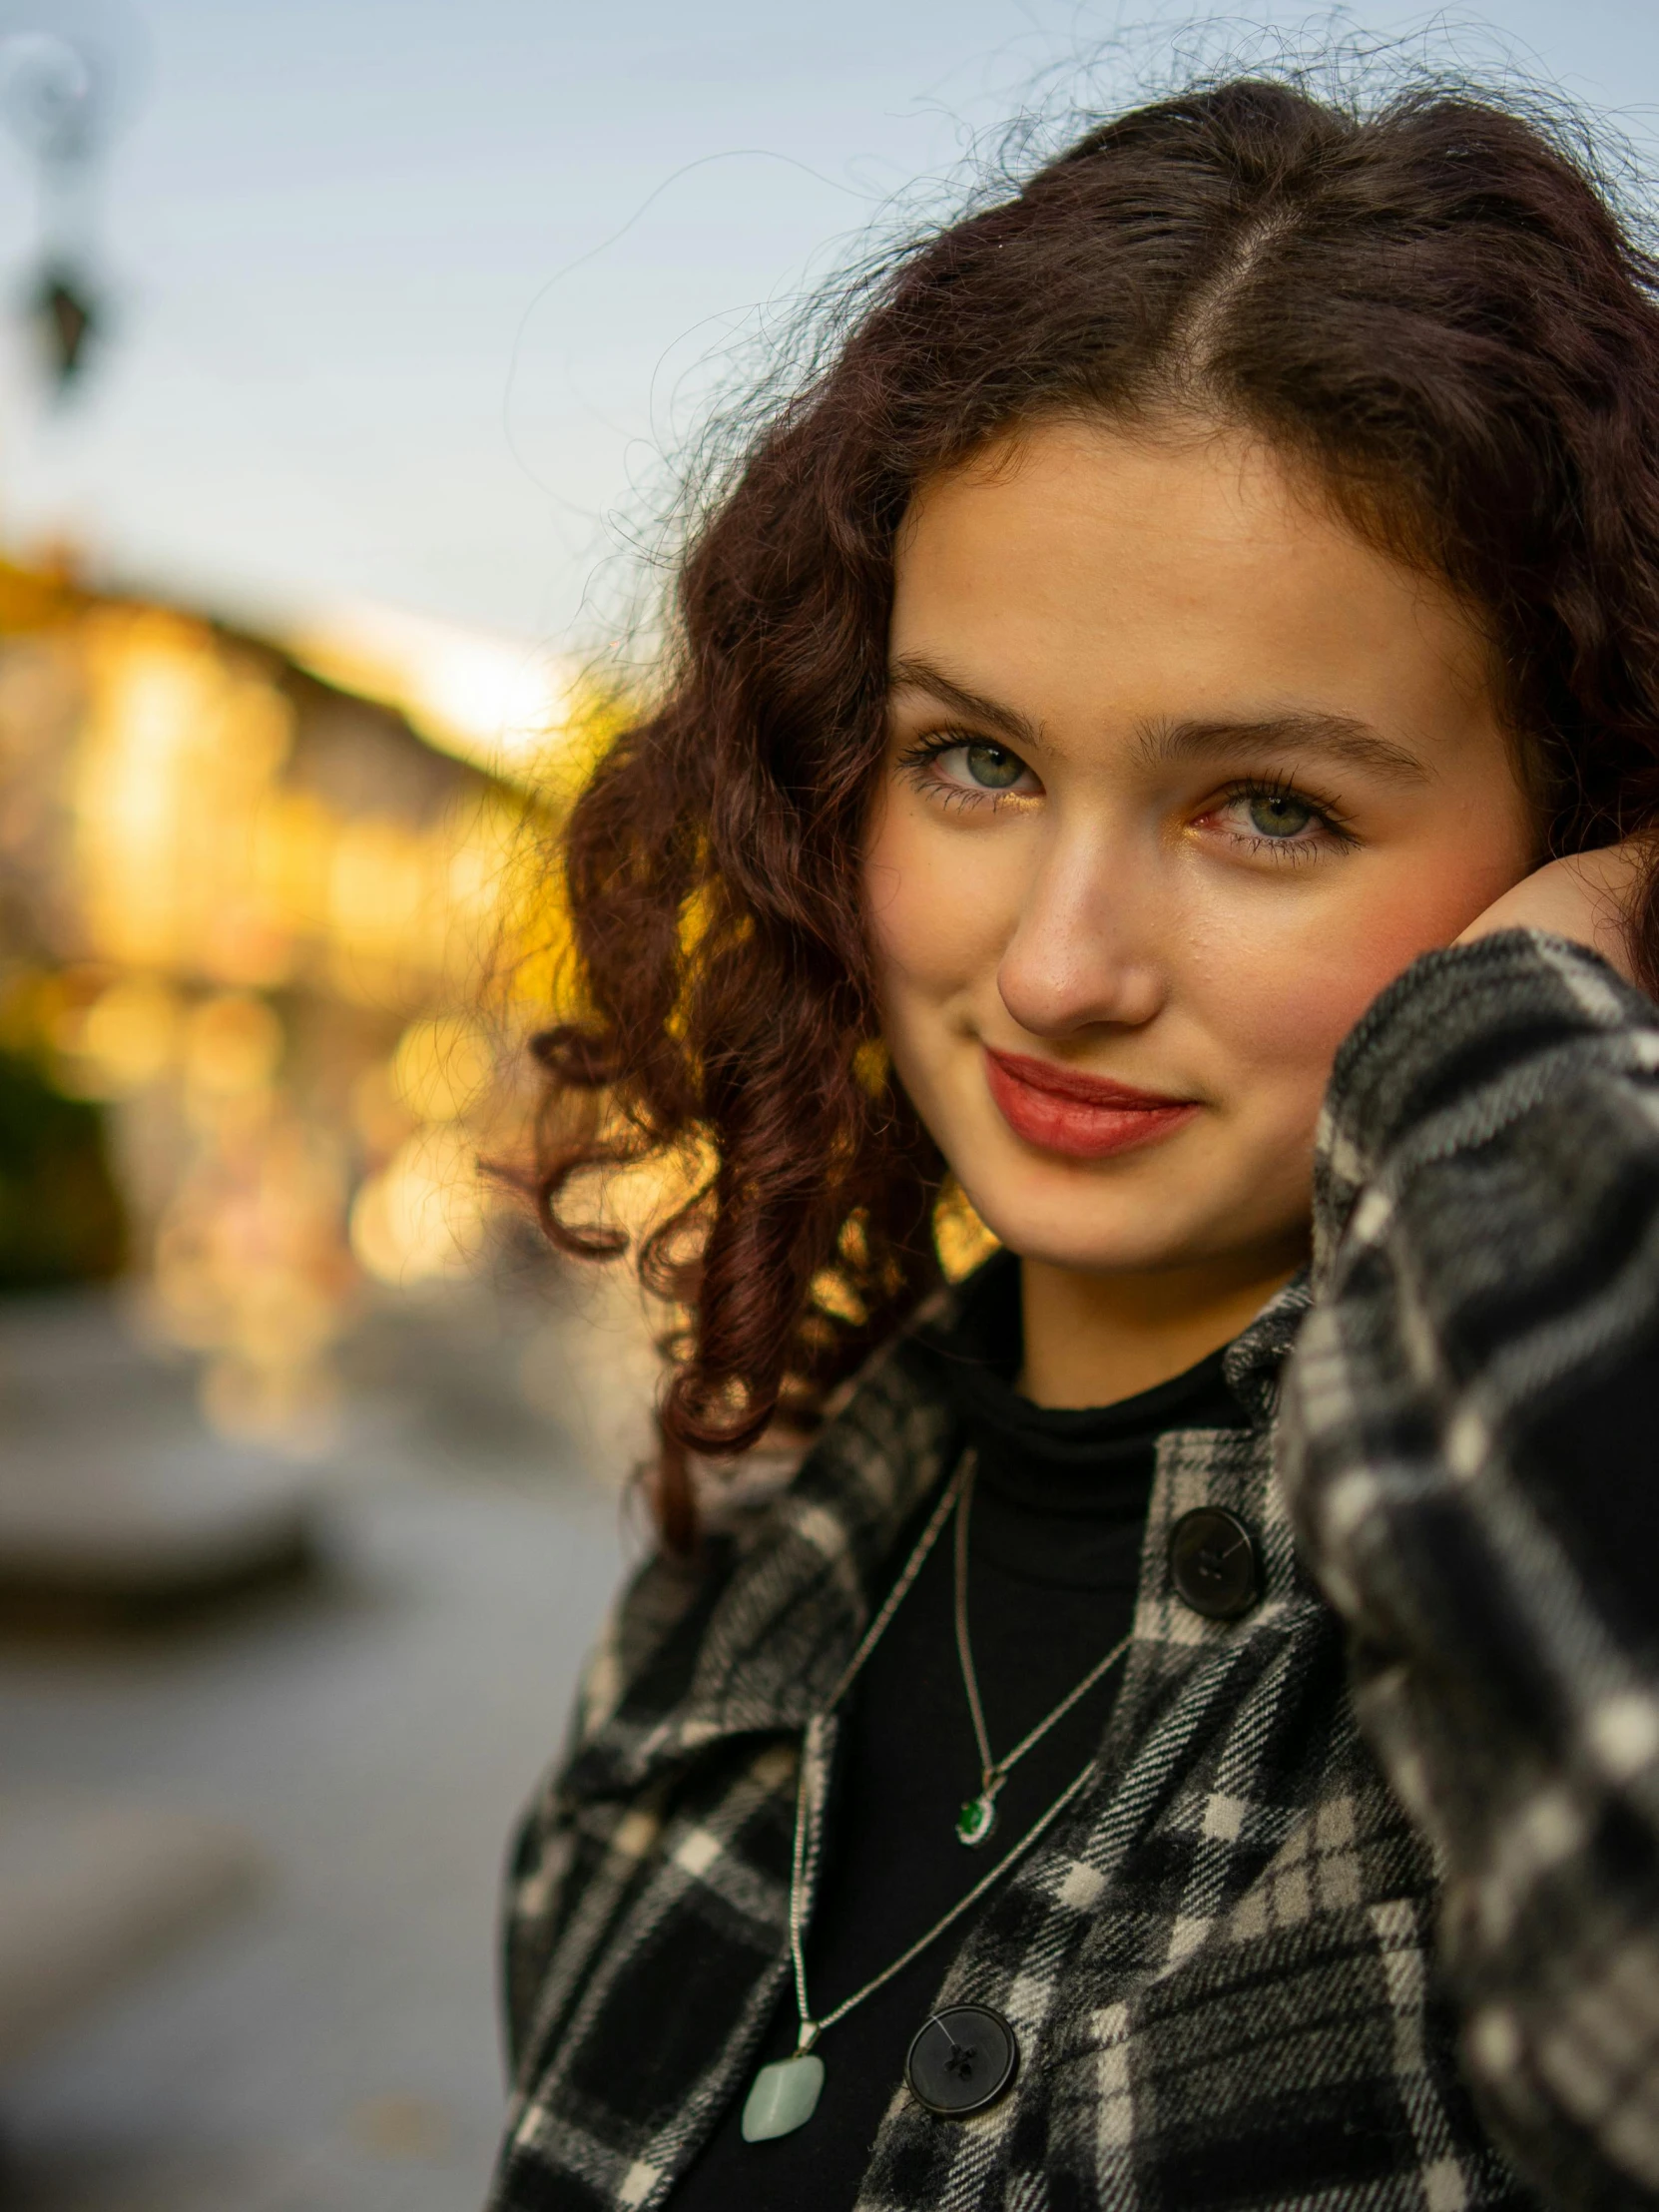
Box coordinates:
[947,1117,1313,1280]
[955,1171,1218,1278]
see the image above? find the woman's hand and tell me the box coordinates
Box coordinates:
[1454,839,1652,987]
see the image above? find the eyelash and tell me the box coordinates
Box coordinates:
[896,739,1359,857]
[895,733,1034,810]
[1213,777,1359,861]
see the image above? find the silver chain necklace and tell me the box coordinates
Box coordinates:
[952,1458,1133,1846]
[740,1452,1131,2143]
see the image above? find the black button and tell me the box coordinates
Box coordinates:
[905,2004,1019,2117]
[1169,1507,1260,1619]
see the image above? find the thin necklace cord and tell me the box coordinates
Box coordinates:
[785,1452,1132,2049]
[953,1463,1133,1802]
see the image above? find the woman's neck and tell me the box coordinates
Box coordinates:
[1017,1241,1307,1410]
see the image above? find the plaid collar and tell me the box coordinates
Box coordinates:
[563,1267,1312,1807]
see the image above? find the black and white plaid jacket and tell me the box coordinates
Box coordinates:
[489,932,1659,2211]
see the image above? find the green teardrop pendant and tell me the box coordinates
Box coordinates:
[956,1792,998,1847]
[741,2052,826,2141]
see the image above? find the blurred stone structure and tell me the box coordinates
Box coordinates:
[0,561,590,1454]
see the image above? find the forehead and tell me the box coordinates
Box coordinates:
[889,417,1497,749]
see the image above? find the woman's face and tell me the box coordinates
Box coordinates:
[864,416,1537,1284]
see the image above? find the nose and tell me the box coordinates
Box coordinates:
[995,828,1166,1038]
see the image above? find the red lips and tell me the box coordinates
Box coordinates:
[983,1047,1199,1160]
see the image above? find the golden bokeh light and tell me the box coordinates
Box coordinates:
[55,974,181,1095]
[349,1123,487,1288]
[0,561,602,1449]
[185,994,285,1101]
[934,1180,999,1283]
[390,1015,495,1126]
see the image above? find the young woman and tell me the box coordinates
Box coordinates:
[487,76,1659,2212]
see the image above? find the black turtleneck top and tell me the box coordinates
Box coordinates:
[670,1256,1247,2211]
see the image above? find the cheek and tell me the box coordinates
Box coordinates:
[862,802,1011,1002]
[1194,862,1521,1097]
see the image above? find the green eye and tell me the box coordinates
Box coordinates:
[1247,791,1315,837]
[964,743,1024,790]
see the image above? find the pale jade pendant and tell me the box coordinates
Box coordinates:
[741,2051,826,2141]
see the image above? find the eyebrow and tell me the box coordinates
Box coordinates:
[889,654,1431,788]
[1135,713,1432,787]
[887,655,1039,749]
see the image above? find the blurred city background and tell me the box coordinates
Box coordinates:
[0,2,1654,2208]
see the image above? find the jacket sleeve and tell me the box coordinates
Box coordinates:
[1281,928,1659,2209]
[499,1540,712,2079]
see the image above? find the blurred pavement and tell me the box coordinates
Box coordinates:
[0,1290,631,2212]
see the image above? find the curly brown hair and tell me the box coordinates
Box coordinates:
[534,73,1659,1549]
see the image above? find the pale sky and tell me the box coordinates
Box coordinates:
[1,0,1656,648]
